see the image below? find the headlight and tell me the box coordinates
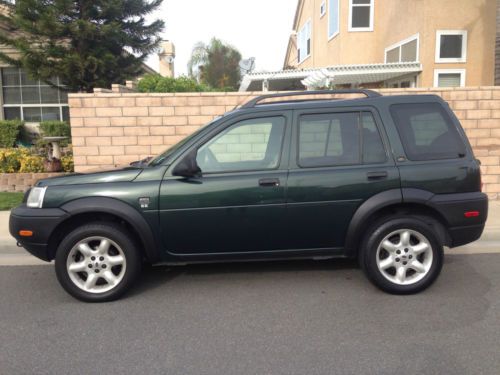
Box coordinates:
[27,187,47,208]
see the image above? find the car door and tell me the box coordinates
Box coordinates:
[285,107,400,250]
[159,111,291,255]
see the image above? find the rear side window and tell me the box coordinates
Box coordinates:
[298,111,386,167]
[390,103,466,161]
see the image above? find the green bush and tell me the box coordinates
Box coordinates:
[0,120,24,148]
[137,74,213,93]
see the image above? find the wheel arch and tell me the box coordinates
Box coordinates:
[345,189,451,258]
[47,197,160,262]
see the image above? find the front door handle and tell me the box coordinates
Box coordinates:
[259,178,280,187]
[367,171,388,180]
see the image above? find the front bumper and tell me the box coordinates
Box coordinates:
[9,205,68,261]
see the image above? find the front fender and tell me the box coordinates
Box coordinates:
[60,197,161,262]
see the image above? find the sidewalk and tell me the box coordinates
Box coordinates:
[1,201,499,265]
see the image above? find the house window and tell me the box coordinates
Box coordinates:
[1,68,69,122]
[433,69,466,87]
[349,0,374,32]
[328,0,340,39]
[297,20,312,63]
[385,34,419,63]
[435,30,467,63]
[320,1,326,17]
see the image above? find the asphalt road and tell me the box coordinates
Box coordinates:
[1,254,500,375]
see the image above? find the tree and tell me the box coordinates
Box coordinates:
[187,38,242,91]
[0,0,164,92]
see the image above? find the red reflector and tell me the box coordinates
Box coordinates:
[464,211,479,218]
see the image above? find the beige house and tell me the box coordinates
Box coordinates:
[241,0,497,91]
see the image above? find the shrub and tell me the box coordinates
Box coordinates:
[61,154,74,172]
[0,149,21,173]
[19,155,45,173]
[137,74,213,93]
[0,120,24,148]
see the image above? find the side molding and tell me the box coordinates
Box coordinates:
[344,189,403,257]
[60,197,160,262]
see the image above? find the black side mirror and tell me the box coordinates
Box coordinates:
[172,149,202,178]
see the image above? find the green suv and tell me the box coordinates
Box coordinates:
[10,90,488,301]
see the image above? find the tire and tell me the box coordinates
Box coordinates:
[55,223,142,302]
[359,216,444,294]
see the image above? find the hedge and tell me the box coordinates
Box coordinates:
[0,120,24,148]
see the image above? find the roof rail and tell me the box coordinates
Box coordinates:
[241,89,382,109]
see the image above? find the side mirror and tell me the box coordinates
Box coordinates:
[172,149,202,178]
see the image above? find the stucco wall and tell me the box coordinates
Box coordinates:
[69,87,500,199]
[286,0,496,87]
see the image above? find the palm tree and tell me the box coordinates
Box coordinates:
[187,38,242,91]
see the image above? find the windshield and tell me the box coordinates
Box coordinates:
[148,119,218,166]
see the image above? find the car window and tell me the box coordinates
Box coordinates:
[390,102,466,161]
[197,116,285,173]
[298,111,386,168]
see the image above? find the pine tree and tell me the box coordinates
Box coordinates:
[0,0,164,92]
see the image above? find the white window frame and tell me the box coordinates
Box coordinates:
[320,1,326,18]
[384,33,420,63]
[433,69,466,88]
[328,0,340,40]
[435,30,467,63]
[297,19,312,64]
[348,0,374,32]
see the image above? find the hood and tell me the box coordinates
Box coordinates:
[36,167,143,187]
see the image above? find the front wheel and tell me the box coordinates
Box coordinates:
[360,217,444,294]
[55,223,141,302]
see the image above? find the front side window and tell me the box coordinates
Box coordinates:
[328,0,340,39]
[197,116,285,173]
[435,30,467,63]
[349,0,373,31]
[297,20,312,63]
[298,111,385,168]
[390,103,467,161]
[1,68,69,122]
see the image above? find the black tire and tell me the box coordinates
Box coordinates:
[55,223,142,302]
[359,216,444,294]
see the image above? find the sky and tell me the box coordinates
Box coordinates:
[145,0,298,76]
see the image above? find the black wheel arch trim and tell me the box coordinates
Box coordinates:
[344,189,403,256]
[59,197,160,262]
[345,188,488,256]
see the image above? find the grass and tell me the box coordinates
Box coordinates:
[0,192,24,210]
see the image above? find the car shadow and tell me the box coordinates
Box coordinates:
[129,257,360,297]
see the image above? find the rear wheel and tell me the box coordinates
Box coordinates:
[55,223,141,302]
[360,217,443,294]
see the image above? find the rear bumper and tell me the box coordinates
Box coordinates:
[430,192,488,248]
[9,205,68,261]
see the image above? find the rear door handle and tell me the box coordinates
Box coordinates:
[259,178,280,187]
[367,171,388,180]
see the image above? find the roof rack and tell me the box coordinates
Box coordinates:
[241,89,382,109]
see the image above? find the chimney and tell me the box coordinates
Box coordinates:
[159,40,176,78]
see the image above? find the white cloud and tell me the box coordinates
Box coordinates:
[146,0,298,76]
